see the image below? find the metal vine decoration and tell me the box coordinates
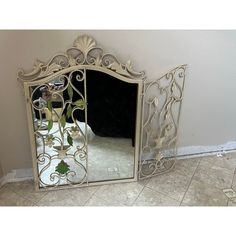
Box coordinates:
[139,64,187,179]
[29,69,88,188]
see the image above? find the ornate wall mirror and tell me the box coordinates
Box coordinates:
[18,35,187,191]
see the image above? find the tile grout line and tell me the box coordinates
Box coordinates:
[131,177,153,206]
[86,194,111,206]
[229,153,236,205]
[144,185,181,203]
[190,154,236,200]
[91,182,149,206]
[132,176,183,206]
[0,184,24,205]
[134,160,203,205]
[6,190,37,206]
[91,191,124,206]
[31,183,50,205]
[226,153,236,206]
[6,181,48,206]
[0,186,30,205]
[83,186,102,206]
[131,184,146,206]
[139,159,203,204]
[227,167,236,206]
[135,177,152,206]
[32,194,48,206]
[179,158,201,206]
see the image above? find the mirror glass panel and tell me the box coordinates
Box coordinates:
[86,70,137,182]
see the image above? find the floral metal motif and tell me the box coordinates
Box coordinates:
[139,64,187,179]
[29,69,88,188]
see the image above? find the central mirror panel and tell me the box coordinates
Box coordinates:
[87,70,137,182]
[70,70,138,183]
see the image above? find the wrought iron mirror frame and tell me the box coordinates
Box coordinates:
[18,35,144,191]
[18,34,187,192]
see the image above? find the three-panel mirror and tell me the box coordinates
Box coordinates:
[19,35,186,191]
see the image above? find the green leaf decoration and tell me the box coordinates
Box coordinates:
[55,160,70,175]
[74,99,85,109]
[67,133,73,146]
[60,115,66,128]
[67,84,73,100]
[66,104,72,119]
[47,119,53,131]
[47,100,53,112]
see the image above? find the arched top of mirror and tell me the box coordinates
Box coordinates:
[17,35,146,83]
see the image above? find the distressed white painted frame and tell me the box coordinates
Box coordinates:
[19,35,144,191]
[18,34,187,191]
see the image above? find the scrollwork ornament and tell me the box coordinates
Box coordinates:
[139,64,187,179]
[18,35,146,82]
[18,33,187,189]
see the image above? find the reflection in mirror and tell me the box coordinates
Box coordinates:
[85,70,137,182]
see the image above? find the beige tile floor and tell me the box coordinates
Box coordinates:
[1,153,236,206]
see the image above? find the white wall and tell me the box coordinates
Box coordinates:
[0,30,236,174]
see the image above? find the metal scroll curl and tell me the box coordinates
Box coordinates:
[17,35,146,82]
[139,64,187,179]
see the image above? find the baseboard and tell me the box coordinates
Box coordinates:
[142,141,236,161]
[176,141,236,158]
